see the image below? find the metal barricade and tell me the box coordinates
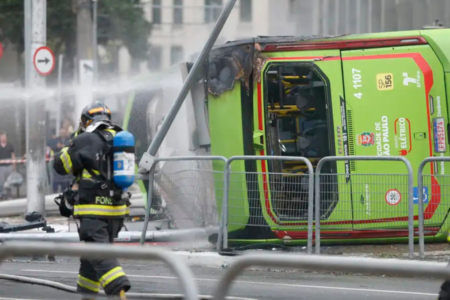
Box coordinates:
[0,241,199,300]
[315,156,414,258]
[220,156,314,253]
[140,156,228,246]
[417,157,450,258]
[211,252,450,300]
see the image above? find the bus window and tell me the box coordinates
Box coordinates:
[264,63,332,218]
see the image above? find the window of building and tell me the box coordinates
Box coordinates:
[173,0,183,24]
[148,46,163,71]
[153,0,162,24]
[240,0,252,22]
[205,0,222,23]
[170,46,184,65]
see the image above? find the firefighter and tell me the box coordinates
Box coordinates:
[439,284,450,300]
[438,229,450,299]
[53,101,131,300]
[439,252,450,299]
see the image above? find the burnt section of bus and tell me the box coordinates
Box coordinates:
[205,35,339,97]
[206,43,254,96]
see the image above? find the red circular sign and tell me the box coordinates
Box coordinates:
[0,42,3,60]
[385,189,402,206]
[33,46,55,76]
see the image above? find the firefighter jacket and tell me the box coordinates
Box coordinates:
[70,128,83,142]
[53,126,129,219]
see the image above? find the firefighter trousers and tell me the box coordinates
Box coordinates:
[76,218,131,297]
[439,280,450,300]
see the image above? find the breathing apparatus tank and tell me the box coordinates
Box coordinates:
[113,131,136,191]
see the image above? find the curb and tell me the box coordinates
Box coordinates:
[172,251,234,268]
[170,251,449,269]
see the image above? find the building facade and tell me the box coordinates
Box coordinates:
[115,0,450,77]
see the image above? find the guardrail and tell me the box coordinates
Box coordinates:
[0,241,199,300]
[220,156,314,253]
[314,156,414,258]
[211,252,450,300]
[139,156,228,247]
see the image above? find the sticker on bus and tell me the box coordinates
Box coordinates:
[413,187,429,204]
[385,189,401,206]
[433,117,447,153]
[376,73,394,91]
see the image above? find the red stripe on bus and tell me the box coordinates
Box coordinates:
[273,227,440,240]
[261,36,428,52]
[267,56,340,61]
[257,82,278,224]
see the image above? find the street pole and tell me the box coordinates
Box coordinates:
[92,0,98,84]
[75,0,94,123]
[356,0,361,33]
[334,0,340,35]
[138,0,238,173]
[322,0,329,35]
[24,0,47,221]
[312,0,321,35]
[56,54,64,136]
[345,0,350,33]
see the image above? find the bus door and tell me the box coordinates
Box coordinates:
[341,44,449,233]
[256,51,353,229]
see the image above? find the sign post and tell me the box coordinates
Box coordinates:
[24,0,48,223]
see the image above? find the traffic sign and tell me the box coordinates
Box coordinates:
[0,42,3,60]
[33,46,55,76]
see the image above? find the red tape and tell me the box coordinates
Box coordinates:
[0,158,53,165]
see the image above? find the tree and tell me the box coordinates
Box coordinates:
[0,0,152,84]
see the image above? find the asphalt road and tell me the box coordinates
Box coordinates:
[0,257,443,300]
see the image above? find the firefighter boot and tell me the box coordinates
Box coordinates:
[439,286,450,300]
[119,290,127,300]
[107,290,127,300]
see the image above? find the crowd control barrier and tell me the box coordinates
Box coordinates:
[314,156,414,258]
[212,252,450,300]
[139,156,228,247]
[134,154,450,260]
[417,157,450,258]
[220,156,314,253]
[0,241,199,300]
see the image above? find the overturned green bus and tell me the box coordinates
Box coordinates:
[126,28,450,247]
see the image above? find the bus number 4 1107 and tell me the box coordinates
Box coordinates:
[352,68,363,99]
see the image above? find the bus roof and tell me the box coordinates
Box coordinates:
[206,29,450,96]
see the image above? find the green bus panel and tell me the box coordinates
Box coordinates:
[341,45,449,231]
[208,86,249,233]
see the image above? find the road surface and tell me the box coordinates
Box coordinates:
[0,257,442,300]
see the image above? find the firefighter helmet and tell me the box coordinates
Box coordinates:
[80,101,112,130]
